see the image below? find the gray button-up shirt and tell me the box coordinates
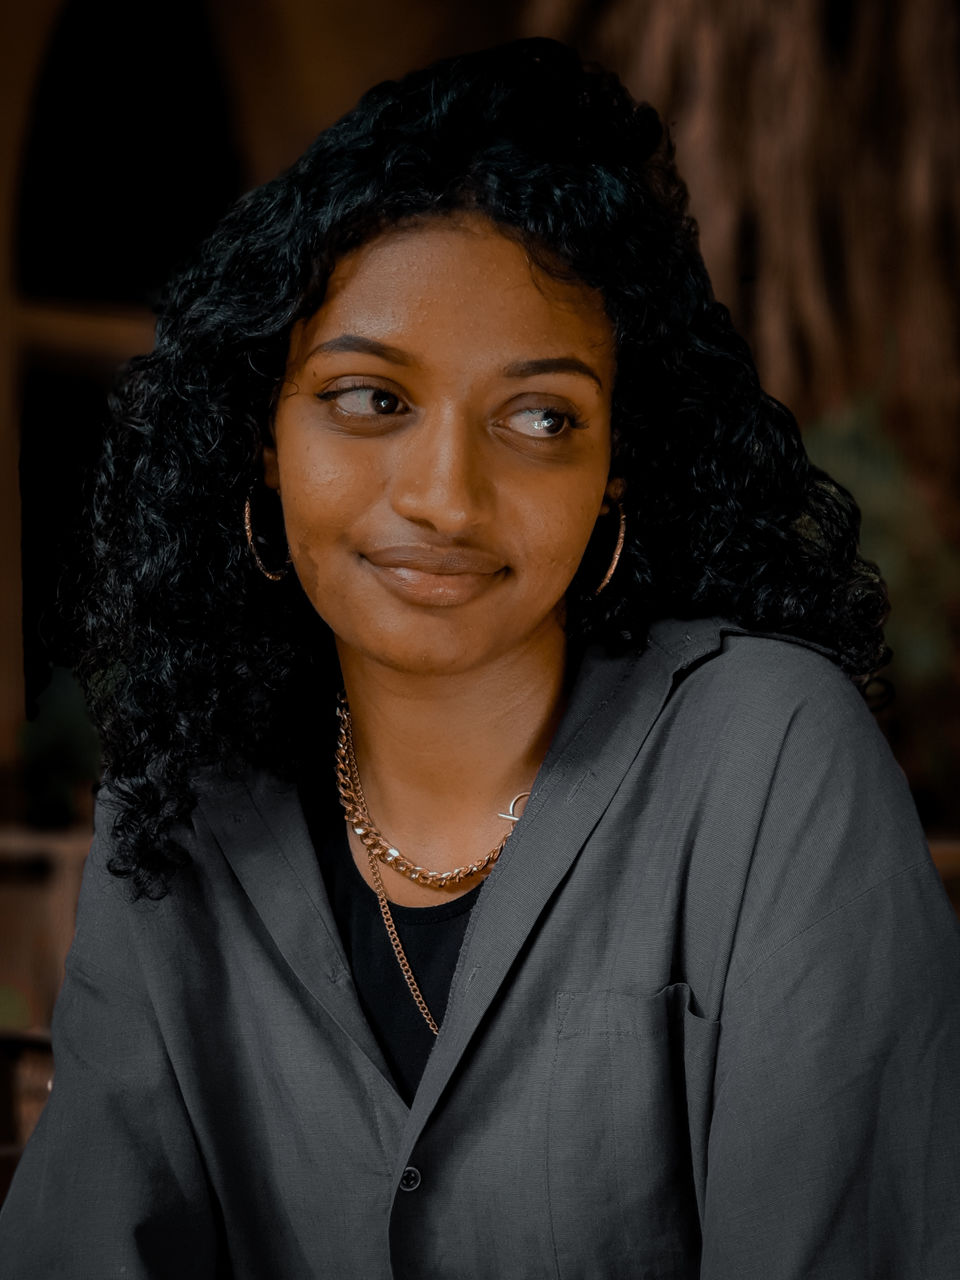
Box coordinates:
[3,619,960,1277]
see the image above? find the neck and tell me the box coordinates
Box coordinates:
[335,625,570,863]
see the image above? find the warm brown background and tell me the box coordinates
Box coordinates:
[1,2,958,1178]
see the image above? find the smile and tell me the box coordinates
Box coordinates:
[361,545,508,607]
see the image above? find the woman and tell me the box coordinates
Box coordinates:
[3,37,959,1279]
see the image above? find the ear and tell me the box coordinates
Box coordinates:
[263,326,302,493]
[599,475,625,515]
[262,442,280,492]
[261,416,281,492]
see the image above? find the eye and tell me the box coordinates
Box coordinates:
[502,407,584,438]
[316,384,406,416]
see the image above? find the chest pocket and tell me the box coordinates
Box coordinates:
[546,982,718,1280]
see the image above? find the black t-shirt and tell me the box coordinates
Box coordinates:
[298,771,481,1105]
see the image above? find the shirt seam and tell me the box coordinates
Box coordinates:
[64,948,148,1005]
[726,858,931,998]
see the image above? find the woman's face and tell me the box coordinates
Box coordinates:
[264,212,616,677]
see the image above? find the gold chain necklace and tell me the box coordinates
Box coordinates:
[333,692,526,1035]
[334,694,519,887]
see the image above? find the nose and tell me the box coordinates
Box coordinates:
[389,408,491,535]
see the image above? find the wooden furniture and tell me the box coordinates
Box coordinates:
[0,1029,53,1203]
[930,840,960,915]
[0,825,90,1031]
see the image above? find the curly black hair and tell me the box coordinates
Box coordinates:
[67,37,888,899]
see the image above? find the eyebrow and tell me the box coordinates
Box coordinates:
[304,334,415,365]
[501,356,603,390]
[304,334,605,390]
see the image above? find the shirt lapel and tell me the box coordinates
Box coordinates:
[396,619,730,1166]
[197,769,398,1089]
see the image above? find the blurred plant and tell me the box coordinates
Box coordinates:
[18,667,101,828]
[803,399,960,830]
[0,986,32,1030]
[804,398,960,682]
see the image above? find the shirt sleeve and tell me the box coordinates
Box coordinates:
[699,672,960,1279]
[0,800,224,1278]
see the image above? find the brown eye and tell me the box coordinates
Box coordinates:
[503,407,581,438]
[366,389,402,415]
[316,385,405,416]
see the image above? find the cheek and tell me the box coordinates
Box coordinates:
[277,442,377,547]
[519,489,607,585]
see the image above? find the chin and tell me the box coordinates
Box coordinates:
[331,615,525,678]
[358,639,500,678]
[321,592,568,679]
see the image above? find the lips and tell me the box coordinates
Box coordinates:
[363,544,505,574]
[361,543,507,606]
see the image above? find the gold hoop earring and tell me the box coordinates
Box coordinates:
[595,503,626,595]
[243,491,292,582]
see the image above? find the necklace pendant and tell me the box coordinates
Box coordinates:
[497,791,532,823]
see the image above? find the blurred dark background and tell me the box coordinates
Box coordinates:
[1,0,958,1187]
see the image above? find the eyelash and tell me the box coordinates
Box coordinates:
[315,382,402,413]
[315,381,586,437]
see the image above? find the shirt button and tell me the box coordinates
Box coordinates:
[399,1165,422,1192]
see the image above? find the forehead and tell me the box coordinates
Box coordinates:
[288,213,615,376]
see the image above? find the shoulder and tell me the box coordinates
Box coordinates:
[649,617,928,887]
[577,618,892,798]
[662,619,912,827]
[712,627,866,718]
[653,617,865,719]
[664,625,936,963]
[73,766,244,979]
[634,623,946,999]
[640,618,884,779]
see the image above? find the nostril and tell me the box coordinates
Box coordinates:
[389,457,487,533]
